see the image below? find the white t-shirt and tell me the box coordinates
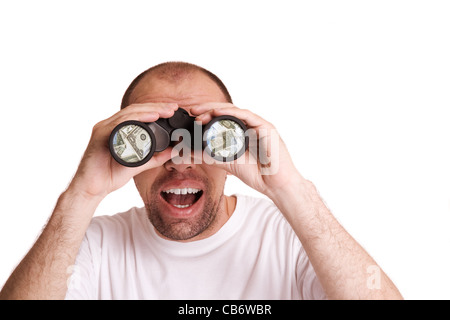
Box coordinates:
[65,194,326,300]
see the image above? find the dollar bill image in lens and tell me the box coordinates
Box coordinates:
[113,124,151,163]
[206,120,245,158]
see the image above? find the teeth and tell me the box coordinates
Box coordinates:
[163,188,201,195]
[173,204,192,209]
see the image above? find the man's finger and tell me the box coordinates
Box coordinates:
[105,103,179,125]
[189,103,234,116]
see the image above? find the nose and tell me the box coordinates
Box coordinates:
[163,156,196,173]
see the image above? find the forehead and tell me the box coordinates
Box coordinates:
[129,71,228,108]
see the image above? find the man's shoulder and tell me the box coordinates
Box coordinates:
[234,194,302,257]
[91,206,145,225]
[85,207,148,241]
[235,193,279,216]
[235,194,294,235]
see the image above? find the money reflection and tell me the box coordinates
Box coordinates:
[113,124,151,163]
[206,120,245,158]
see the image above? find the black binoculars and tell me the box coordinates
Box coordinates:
[109,108,249,167]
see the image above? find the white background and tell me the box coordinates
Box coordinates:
[0,0,449,300]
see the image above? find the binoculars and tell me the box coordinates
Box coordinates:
[109,108,249,167]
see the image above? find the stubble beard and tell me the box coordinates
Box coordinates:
[145,175,224,241]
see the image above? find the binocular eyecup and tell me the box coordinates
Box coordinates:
[109,108,249,167]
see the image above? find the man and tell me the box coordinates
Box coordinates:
[0,62,402,300]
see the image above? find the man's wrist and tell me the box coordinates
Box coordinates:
[53,186,104,224]
[266,173,324,221]
[266,171,309,203]
[64,184,106,204]
[66,175,109,202]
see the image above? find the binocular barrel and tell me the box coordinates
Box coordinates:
[109,108,249,167]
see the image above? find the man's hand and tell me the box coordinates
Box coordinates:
[0,102,181,300]
[69,103,179,199]
[191,103,301,198]
[192,103,403,300]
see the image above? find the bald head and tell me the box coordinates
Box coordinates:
[121,62,232,109]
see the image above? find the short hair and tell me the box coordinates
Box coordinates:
[120,61,232,109]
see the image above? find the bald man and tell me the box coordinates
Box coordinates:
[0,62,402,300]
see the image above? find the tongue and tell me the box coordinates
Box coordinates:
[163,193,198,206]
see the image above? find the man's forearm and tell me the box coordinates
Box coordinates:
[0,189,102,300]
[268,174,403,300]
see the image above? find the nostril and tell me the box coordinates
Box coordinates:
[163,159,194,172]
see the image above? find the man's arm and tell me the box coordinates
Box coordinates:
[0,103,177,300]
[191,104,403,300]
[268,174,403,299]
[0,190,101,300]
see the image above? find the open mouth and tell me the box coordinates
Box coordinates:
[160,188,204,209]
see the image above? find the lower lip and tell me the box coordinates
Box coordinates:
[158,192,204,219]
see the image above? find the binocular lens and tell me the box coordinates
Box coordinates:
[110,121,155,166]
[204,118,246,161]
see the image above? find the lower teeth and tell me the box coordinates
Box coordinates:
[173,204,192,209]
